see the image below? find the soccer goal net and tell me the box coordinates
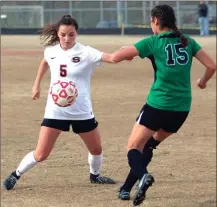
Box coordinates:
[1,5,44,28]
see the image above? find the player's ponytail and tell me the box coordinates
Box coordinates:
[40,24,58,46]
[173,26,189,48]
[151,5,189,48]
[40,15,79,46]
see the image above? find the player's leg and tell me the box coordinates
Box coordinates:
[133,110,189,206]
[126,123,156,204]
[199,17,204,36]
[120,104,173,203]
[119,129,173,200]
[201,17,206,36]
[3,119,67,190]
[73,118,115,184]
[119,104,160,200]
[204,17,209,36]
[141,130,173,173]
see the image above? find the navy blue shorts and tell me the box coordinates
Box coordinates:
[41,118,98,134]
[136,104,189,133]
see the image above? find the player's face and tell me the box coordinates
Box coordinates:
[58,25,77,50]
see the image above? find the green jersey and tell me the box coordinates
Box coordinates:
[134,31,202,111]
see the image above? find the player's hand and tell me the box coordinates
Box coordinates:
[197,78,207,89]
[32,85,41,100]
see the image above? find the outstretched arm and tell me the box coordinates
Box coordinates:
[101,46,139,64]
[195,49,216,89]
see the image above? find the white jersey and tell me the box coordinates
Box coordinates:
[43,43,103,120]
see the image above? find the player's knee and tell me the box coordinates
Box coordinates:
[127,141,139,151]
[127,143,133,151]
[34,152,49,162]
[89,147,102,155]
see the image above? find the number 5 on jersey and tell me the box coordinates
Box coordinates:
[60,65,67,77]
[165,43,189,66]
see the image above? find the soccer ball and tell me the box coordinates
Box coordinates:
[50,80,78,107]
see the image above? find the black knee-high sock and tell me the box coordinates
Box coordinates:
[127,149,145,180]
[121,150,151,192]
[121,137,160,192]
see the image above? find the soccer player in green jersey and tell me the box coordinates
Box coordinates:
[104,4,216,206]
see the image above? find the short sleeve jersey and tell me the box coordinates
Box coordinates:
[134,31,201,111]
[44,43,103,120]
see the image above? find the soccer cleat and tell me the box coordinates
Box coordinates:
[90,175,116,184]
[118,189,130,200]
[133,173,155,206]
[3,171,20,190]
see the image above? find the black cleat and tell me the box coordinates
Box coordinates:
[90,175,116,184]
[3,171,20,190]
[118,189,130,200]
[133,173,154,206]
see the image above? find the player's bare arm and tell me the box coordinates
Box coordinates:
[34,58,49,85]
[101,46,139,63]
[32,58,49,100]
[195,49,216,89]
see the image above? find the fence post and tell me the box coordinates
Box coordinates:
[69,0,72,16]
[117,0,124,35]
[124,1,128,26]
[100,0,103,22]
[176,1,181,27]
[142,0,146,25]
[41,0,44,27]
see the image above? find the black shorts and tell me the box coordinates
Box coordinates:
[41,118,98,134]
[136,104,189,133]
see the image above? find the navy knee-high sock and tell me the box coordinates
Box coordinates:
[121,137,160,192]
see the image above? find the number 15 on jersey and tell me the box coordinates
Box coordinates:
[165,43,189,66]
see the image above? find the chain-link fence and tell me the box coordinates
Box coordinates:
[1,1,216,29]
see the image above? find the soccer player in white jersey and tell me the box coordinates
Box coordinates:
[3,15,118,190]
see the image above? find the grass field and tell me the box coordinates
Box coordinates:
[1,35,216,207]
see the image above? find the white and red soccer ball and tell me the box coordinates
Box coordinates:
[50,80,78,107]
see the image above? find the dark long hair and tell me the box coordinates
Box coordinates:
[151,5,188,47]
[40,15,79,46]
